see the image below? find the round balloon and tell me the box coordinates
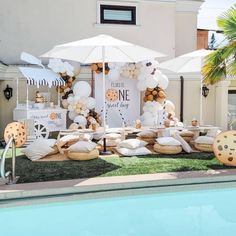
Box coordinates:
[137,80,146,91]
[145,76,158,89]
[86,97,96,109]
[68,111,77,121]
[73,81,91,97]
[74,115,87,126]
[157,73,169,90]
[164,100,175,113]
[108,69,120,81]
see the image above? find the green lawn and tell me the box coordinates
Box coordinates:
[3,151,235,184]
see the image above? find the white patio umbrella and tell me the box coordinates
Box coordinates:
[41,34,166,154]
[158,49,214,125]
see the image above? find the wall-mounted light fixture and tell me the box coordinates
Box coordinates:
[3,84,13,100]
[202,85,209,97]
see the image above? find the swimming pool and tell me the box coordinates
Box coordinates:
[1,185,236,236]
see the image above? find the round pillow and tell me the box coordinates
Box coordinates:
[153,143,182,154]
[137,137,156,145]
[179,131,194,137]
[179,131,194,143]
[194,143,213,152]
[67,149,99,161]
[4,122,27,148]
[213,130,236,166]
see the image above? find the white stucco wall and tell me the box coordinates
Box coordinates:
[0,0,204,136]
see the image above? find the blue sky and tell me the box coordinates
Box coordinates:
[198,0,236,30]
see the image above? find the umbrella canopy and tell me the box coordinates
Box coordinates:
[158,49,214,125]
[41,34,166,154]
[158,49,213,73]
[41,34,166,63]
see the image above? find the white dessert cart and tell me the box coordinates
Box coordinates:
[13,67,67,139]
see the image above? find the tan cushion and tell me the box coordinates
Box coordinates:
[182,136,192,143]
[194,143,213,152]
[137,137,156,145]
[98,139,121,147]
[179,131,194,137]
[154,143,182,154]
[67,149,99,161]
[137,130,157,138]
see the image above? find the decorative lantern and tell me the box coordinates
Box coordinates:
[3,85,13,100]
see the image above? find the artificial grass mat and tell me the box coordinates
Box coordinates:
[4,152,236,184]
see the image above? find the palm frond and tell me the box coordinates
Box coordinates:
[202,48,227,85]
[217,4,236,42]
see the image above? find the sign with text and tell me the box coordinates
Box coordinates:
[95,75,140,127]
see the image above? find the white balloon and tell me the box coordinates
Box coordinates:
[67,96,74,104]
[86,97,96,109]
[136,80,146,91]
[73,81,91,97]
[74,115,87,126]
[61,99,69,109]
[157,73,169,90]
[73,95,81,103]
[108,69,120,81]
[164,100,175,113]
[68,104,75,112]
[145,76,158,89]
[68,111,77,121]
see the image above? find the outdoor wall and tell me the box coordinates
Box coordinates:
[0,0,204,137]
[166,75,216,126]
[0,0,181,64]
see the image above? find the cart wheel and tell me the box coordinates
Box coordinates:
[34,122,49,139]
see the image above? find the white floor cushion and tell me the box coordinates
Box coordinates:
[156,137,181,146]
[67,141,97,153]
[98,139,121,147]
[118,139,147,149]
[22,138,55,161]
[195,136,214,145]
[116,147,151,156]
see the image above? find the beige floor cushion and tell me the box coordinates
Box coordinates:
[194,143,213,152]
[137,137,156,145]
[153,143,182,154]
[213,130,236,166]
[67,149,99,161]
[179,131,194,143]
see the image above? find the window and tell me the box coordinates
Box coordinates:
[100,4,136,25]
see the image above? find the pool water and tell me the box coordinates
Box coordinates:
[1,187,236,236]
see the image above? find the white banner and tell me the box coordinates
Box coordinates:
[95,74,140,128]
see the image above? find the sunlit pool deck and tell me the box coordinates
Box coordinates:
[1,169,236,204]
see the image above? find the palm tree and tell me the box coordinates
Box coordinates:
[202,4,236,85]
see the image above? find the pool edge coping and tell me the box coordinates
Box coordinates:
[1,169,236,201]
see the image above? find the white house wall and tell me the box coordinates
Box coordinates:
[0,0,205,136]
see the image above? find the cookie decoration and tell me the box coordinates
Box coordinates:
[105,89,118,102]
[4,122,27,148]
[213,130,236,166]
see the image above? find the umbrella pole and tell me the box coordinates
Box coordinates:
[100,46,112,155]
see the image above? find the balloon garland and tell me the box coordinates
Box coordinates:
[91,63,110,75]
[48,59,81,95]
